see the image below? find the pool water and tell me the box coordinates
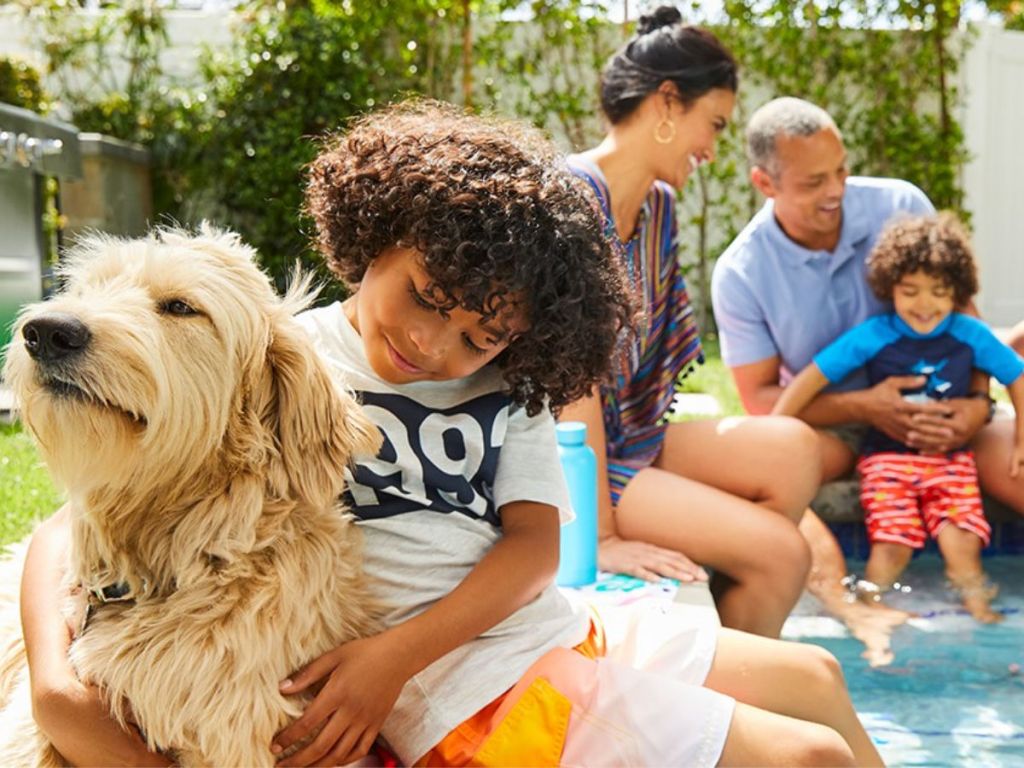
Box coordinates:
[784,555,1024,767]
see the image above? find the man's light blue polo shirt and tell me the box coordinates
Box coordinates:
[710,176,934,391]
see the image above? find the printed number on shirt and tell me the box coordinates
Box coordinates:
[344,391,510,526]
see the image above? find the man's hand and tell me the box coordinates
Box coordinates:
[598,535,708,583]
[858,375,932,443]
[905,396,989,454]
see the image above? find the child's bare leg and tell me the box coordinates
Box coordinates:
[718,702,855,767]
[936,524,1001,623]
[707,629,884,766]
[864,542,915,593]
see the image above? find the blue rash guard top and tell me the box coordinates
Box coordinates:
[813,312,1024,454]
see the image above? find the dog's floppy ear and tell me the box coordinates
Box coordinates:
[267,315,381,509]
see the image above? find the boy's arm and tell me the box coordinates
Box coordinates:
[1005,376,1024,477]
[771,363,830,417]
[22,508,169,767]
[273,500,566,766]
[559,389,706,582]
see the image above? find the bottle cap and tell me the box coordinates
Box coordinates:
[556,421,587,446]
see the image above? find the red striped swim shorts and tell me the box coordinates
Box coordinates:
[856,450,990,549]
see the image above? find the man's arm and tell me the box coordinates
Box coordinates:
[731,355,926,427]
[730,353,970,458]
[732,355,869,422]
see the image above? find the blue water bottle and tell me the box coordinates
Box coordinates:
[555,422,598,587]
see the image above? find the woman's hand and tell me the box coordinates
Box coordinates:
[33,675,171,767]
[273,633,409,766]
[598,535,708,583]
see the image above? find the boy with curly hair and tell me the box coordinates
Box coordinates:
[20,101,880,767]
[774,212,1024,622]
[268,101,881,767]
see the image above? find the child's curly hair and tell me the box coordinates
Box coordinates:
[866,212,978,307]
[306,100,636,415]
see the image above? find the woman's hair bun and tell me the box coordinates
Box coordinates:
[635,6,683,36]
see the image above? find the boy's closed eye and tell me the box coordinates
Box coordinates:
[406,281,500,357]
[407,282,438,312]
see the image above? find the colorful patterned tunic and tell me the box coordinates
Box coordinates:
[568,155,704,505]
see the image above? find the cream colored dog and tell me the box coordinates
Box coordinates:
[0,228,381,766]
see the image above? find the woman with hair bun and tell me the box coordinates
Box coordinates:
[564,6,822,638]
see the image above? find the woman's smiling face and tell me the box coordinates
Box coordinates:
[345,247,527,384]
[654,86,735,190]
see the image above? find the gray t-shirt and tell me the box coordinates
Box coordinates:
[297,303,589,762]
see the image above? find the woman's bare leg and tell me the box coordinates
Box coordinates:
[616,468,810,637]
[709,629,884,767]
[654,416,822,524]
[616,415,818,635]
[802,431,912,666]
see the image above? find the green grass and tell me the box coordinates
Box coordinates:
[672,334,744,420]
[0,422,61,547]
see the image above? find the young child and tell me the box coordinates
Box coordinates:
[21,101,881,767]
[773,212,1024,623]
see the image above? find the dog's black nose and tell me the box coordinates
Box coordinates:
[22,313,91,362]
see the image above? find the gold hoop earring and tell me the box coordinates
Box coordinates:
[654,118,676,144]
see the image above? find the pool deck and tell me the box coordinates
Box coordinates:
[675,579,720,619]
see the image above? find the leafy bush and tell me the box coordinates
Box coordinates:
[0,55,48,112]
[20,0,169,144]
[20,0,977,306]
[170,2,430,293]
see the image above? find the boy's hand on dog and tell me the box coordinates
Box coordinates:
[273,633,408,766]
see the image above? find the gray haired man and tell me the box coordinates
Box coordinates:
[711,97,1023,658]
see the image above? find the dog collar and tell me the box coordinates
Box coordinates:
[81,581,143,635]
[88,581,135,605]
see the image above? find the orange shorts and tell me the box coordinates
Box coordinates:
[857,450,990,549]
[415,603,732,767]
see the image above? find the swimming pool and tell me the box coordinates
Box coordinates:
[784,555,1024,766]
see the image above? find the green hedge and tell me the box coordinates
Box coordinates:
[0,56,47,112]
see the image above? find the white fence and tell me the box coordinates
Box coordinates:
[962,24,1024,326]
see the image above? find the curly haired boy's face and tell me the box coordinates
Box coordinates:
[893,269,955,335]
[345,247,527,384]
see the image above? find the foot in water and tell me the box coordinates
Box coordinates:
[808,573,912,667]
[949,572,1003,624]
[838,599,912,667]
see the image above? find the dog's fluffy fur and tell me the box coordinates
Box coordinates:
[0,228,381,766]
